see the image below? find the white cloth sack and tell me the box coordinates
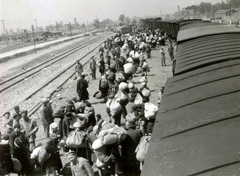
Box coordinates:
[124,63,136,74]
[144,102,158,119]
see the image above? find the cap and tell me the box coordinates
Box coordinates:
[67,149,77,155]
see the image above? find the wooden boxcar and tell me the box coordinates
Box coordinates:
[141,24,240,176]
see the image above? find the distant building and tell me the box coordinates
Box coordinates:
[41,31,63,39]
[215,8,240,19]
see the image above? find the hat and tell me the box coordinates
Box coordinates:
[67,149,77,155]
[42,98,48,103]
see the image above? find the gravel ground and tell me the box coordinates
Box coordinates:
[6,42,173,175]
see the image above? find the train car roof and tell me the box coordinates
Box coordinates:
[177,25,240,42]
[174,32,240,75]
[179,21,218,30]
[141,59,240,176]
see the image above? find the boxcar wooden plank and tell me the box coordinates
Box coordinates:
[177,25,240,42]
[161,76,240,111]
[164,64,240,95]
[142,117,240,176]
[177,41,240,57]
[157,92,240,138]
[170,59,240,83]
[178,34,240,51]
[175,53,240,75]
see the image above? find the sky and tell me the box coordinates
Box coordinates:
[0,0,223,33]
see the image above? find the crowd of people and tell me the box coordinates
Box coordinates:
[0,25,174,176]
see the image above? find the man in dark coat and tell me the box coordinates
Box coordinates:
[121,121,142,176]
[76,74,89,101]
[9,123,33,175]
[40,98,54,138]
[98,57,105,76]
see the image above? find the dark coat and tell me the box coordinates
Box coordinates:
[40,105,54,125]
[121,129,142,175]
[9,131,33,174]
[98,59,105,74]
[99,79,109,98]
[77,78,89,101]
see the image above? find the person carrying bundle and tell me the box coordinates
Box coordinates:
[65,122,91,163]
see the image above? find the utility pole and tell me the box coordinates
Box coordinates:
[1,20,9,51]
[187,7,190,19]
[34,19,38,32]
[86,21,88,32]
[55,21,58,31]
[69,22,73,40]
[31,24,37,53]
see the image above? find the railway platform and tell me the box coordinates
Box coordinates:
[0,31,98,62]
[10,46,173,176]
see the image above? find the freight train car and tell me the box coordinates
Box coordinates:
[141,18,212,39]
[119,25,132,34]
[141,24,240,176]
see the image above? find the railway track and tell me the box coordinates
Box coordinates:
[0,35,110,118]
[0,37,101,93]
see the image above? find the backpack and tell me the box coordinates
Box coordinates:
[101,78,108,88]
[66,129,87,148]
